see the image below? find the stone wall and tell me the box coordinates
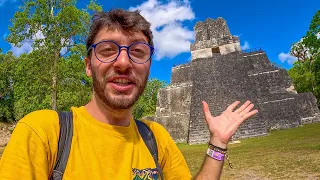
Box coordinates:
[190,18,240,52]
[245,51,278,75]
[187,52,268,144]
[171,63,193,84]
[155,83,193,143]
[296,92,320,124]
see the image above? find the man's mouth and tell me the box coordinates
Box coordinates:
[112,78,133,86]
[108,77,135,92]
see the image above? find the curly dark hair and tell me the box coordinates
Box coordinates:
[86,9,154,55]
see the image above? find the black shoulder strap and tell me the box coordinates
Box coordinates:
[135,119,164,180]
[50,113,163,180]
[50,112,73,180]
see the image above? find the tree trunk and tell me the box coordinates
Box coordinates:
[52,52,59,111]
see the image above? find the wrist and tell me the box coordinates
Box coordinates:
[206,148,225,161]
[209,137,228,149]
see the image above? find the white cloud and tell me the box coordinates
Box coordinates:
[33,30,45,40]
[59,38,73,56]
[241,41,250,50]
[10,40,33,57]
[60,47,68,56]
[11,29,71,57]
[10,27,73,57]
[153,23,194,58]
[278,52,297,65]
[283,32,318,63]
[130,0,195,59]
[10,29,45,57]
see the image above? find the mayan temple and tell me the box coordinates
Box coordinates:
[154,18,320,144]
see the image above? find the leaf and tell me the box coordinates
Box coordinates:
[4,0,102,121]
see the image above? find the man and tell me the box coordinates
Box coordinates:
[0,9,258,179]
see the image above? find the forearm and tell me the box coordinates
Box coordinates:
[194,155,224,180]
[196,100,257,179]
[194,138,227,180]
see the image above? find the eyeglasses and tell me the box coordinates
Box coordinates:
[87,40,154,64]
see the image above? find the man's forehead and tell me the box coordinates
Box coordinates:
[94,28,148,44]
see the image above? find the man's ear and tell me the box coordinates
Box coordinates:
[85,57,92,77]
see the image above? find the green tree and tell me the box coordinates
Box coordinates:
[133,78,167,119]
[289,60,315,93]
[7,0,102,113]
[5,0,102,120]
[289,10,320,106]
[303,10,320,58]
[290,41,309,62]
[0,50,16,122]
[57,45,92,111]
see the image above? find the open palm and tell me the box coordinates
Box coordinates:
[202,100,258,145]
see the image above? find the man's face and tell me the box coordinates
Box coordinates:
[85,28,151,110]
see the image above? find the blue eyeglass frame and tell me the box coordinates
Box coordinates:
[87,40,155,64]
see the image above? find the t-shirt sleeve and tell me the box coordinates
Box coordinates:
[143,120,192,180]
[0,122,49,179]
[0,110,59,180]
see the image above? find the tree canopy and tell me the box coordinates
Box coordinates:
[133,78,167,119]
[289,10,320,106]
[0,0,102,121]
[0,0,166,122]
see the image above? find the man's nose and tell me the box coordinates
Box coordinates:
[113,48,132,71]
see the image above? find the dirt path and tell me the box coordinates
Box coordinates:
[0,122,14,147]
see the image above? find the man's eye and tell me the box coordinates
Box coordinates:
[99,47,117,54]
[131,48,144,53]
[101,47,113,51]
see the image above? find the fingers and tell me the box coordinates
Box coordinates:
[230,100,258,124]
[226,101,240,112]
[241,109,259,120]
[202,101,213,121]
[238,103,255,117]
[234,100,251,113]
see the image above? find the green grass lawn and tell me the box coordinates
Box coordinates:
[178,123,320,180]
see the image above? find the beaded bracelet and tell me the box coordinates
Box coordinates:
[208,142,227,152]
[207,143,233,168]
[210,147,226,154]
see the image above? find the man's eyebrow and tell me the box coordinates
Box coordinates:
[96,38,148,44]
[98,39,117,42]
[130,38,148,43]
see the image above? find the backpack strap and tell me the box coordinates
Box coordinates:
[135,119,164,180]
[50,113,163,180]
[50,112,73,180]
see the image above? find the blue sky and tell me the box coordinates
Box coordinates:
[0,0,319,83]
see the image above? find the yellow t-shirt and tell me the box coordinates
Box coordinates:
[0,107,191,180]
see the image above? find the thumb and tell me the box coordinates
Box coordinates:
[202,101,213,122]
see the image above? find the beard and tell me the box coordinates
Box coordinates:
[91,68,148,110]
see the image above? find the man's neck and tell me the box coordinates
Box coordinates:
[84,97,132,127]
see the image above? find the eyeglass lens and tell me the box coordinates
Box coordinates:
[95,41,151,63]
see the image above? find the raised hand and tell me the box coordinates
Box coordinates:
[202,100,258,147]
